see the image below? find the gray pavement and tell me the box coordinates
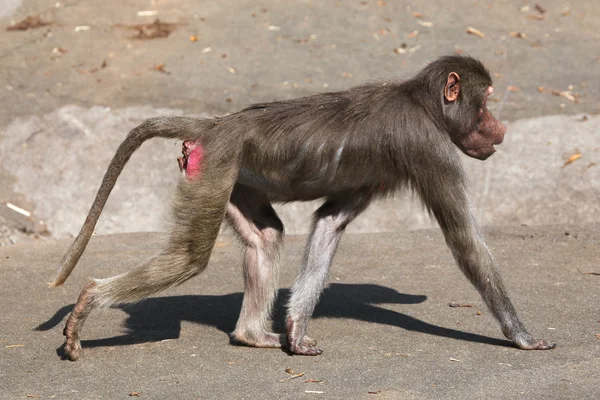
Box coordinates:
[1,1,600,399]
[1,226,599,399]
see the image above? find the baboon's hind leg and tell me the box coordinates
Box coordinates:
[226,185,317,349]
[63,161,238,361]
[226,184,283,347]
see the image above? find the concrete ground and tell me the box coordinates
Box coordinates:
[1,225,599,399]
[1,1,599,399]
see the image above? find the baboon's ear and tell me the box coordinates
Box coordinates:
[444,72,461,102]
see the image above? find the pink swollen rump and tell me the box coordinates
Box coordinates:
[186,143,203,178]
[178,140,204,179]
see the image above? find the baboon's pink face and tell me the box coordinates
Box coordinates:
[459,86,507,160]
[445,82,507,160]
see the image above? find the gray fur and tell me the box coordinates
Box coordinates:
[54,55,554,361]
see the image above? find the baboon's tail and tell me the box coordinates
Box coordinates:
[51,116,202,287]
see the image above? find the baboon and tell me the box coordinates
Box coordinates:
[52,55,555,360]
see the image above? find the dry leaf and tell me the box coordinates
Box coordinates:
[466,27,484,39]
[561,7,571,16]
[226,66,237,74]
[393,42,407,53]
[537,86,545,93]
[281,368,305,382]
[128,392,140,397]
[407,30,419,38]
[305,379,324,383]
[137,10,158,17]
[153,64,170,74]
[507,86,521,92]
[551,90,578,102]
[6,15,51,31]
[578,269,600,276]
[117,19,179,40]
[417,21,433,27]
[509,32,527,39]
[595,334,600,340]
[531,40,543,48]
[413,12,423,18]
[189,35,198,42]
[449,302,473,308]
[563,151,582,167]
[535,4,546,13]
[408,45,421,53]
[527,14,545,21]
[377,1,386,6]
[342,72,353,78]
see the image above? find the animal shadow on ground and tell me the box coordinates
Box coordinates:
[36,283,511,358]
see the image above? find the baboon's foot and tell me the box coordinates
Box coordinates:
[230,329,317,349]
[177,140,204,179]
[230,330,282,348]
[62,281,96,361]
[63,314,83,361]
[285,318,322,356]
[301,335,318,347]
[512,333,556,350]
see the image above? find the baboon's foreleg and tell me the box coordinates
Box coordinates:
[420,175,556,350]
[286,192,373,355]
[63,152,239,361]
